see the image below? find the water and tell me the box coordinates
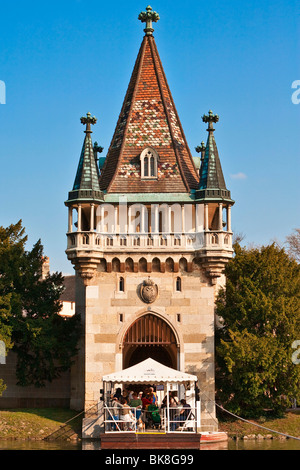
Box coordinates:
[0,439,300,450]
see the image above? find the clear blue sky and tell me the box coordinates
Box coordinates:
[0,0,299,274]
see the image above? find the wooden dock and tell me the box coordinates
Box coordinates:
[100,432,227,449]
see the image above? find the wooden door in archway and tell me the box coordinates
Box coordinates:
[123,314,179,370]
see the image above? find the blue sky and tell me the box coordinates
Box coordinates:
[0,0,299,274]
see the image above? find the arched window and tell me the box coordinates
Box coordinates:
[98,259,107,272]
[112,258,120,272]
[125,258,134,272]
[165,257,174,272]
[144,156,149,177]
[140,148,159,179]
[179,257,187,272]
[152,257,161,272]
[139,257,147,273]
[119,277,125,292]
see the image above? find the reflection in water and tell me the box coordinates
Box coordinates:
[228,439,300,451]
[0,438,300,451]
[0,440,81,451]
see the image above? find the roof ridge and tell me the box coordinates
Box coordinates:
[149,37,199,189]
[148,36,189,191]
[104,37,148,193]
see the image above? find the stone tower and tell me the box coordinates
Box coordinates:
[65,6,234,431]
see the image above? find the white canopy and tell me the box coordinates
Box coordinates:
[102,358,198,384]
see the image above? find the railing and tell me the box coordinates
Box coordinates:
[43,402,101,441]
[104,405,197,434]
[67,231,232,252]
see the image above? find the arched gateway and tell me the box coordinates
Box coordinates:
[122,314,179,370]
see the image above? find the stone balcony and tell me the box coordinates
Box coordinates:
[66,230,233,253]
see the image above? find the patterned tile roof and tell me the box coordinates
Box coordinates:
[99,35,199,194]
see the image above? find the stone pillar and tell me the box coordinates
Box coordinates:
[78,205,82,232]
[218,203,223,231]
[141,206,145,233]
[100,206,105,233]
[114,206,118,234]
[68,207,73,233]
[227,205,232,232]
[90,204,95,231]
[204,204,209,231]
[154,205,159,233]
[181,205,185,234]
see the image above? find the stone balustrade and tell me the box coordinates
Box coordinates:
[66,230,232,253]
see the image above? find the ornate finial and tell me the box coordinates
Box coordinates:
[195,141,206,172]
[138,5,160,36]
[93,141,104,163]
[195,141,206,157]
[80,112,97,134]
[202,110,219,132]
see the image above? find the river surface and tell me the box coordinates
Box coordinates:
[0,439,300,451]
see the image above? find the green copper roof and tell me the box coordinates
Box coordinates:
[199,131,226,190]
[104,192,194,204]
[73,134,100,192]
[196,111,233,203]
[67,113,104,204]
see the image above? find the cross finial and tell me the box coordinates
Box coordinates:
[93,141,104,163]
[138,5,160,36]
[80,112,97,134]
[202,110,219,132]
[195,141,206,166]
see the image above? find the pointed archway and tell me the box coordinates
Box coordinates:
[122,314,179,370]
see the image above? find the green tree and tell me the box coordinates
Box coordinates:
[216,243,300,417]
[0,221,81,390]
[0,294,13,395]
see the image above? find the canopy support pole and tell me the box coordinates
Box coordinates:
[167,382,170,433]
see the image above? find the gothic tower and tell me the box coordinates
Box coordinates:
[65,6,234,432]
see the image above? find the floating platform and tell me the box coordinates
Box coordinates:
[100,432,228,450]
[200,432,228,444]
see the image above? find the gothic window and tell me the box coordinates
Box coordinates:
[140,148,159,179]
[112,258,120,272]
[176,277,182,292]
[119,277,125,292]
[152,257,161,272]
[82,234,89,245]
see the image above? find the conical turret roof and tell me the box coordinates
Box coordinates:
[196,111,233,202]
[100,10,199,194]
[67,112,104,204]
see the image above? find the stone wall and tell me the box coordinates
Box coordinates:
[0,351,71,409]
[71,262,223,431]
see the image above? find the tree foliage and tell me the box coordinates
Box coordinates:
[216,242,300,417]
[0,221,81,391]
[286,228,300,263]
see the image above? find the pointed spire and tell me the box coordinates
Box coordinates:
[196,111,232,202]
[66,113,104,204]
[100,11,198,194]
[138,5,160,36]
